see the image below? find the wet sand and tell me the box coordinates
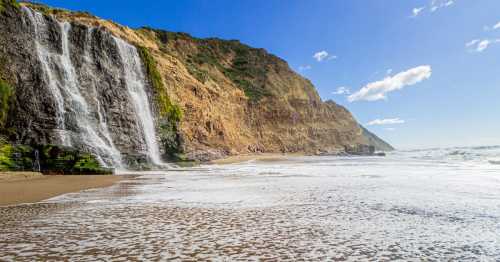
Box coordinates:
[2,151,500,260]
[0,173,123,206]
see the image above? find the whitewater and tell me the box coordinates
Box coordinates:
[1,146,500,260]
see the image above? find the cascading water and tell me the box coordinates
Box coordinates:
[79,27,124,169]
[22,7,125,169]
[113,37,168,167]
[21,6,169,169]
[22,7,69,147]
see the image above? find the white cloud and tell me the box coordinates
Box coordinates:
[298,65,312,71]
[413,0,455,16]
[332,86,350,95]
[467,39,500,52]
[477,40,491,52]
[385,128,396,131]
[348,65,432,102]
[366,118,405,126]
[430,0,455,12]
[386,69,393,75]
[465,39,480,47]
[485,21,500,31]
[494,22,500,30]
[313,51,328,62]
[327,55,338,61]
[411,7,425,17]
[445,0,455,6]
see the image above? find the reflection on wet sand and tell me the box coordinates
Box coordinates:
[1,153,500,260]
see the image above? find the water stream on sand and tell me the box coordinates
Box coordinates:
[1,147,500,260]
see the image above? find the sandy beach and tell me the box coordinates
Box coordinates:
[0,172,123,206]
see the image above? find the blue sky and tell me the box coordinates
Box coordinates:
[37,0,500,149]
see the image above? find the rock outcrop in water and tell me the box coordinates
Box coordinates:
[0,0,393,171]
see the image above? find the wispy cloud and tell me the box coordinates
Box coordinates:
[411,0,455,17]
[385,127,396,131]
[466,39,500,52]
[411,7,425,17]
[466,39,480,47]
[430,0,455,12]
[386,69,393,75]
[348,65,432,102]
[332,86,350,95]
[468,20,500,52]
[327,55,337,61]
[366,118,405,126]
[484,21,500,31]
[477,40,491,52]
[313,51,336,62]
[495,22,500,30]
[298,65,312,71]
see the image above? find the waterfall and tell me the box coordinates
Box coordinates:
[113,37,168,167]
[22,7,69,146]
[21,6,170,169]
[22,7,124,169]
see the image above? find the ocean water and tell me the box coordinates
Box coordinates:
[1,146,500,261]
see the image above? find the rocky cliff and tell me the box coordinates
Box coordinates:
[361,127,394,152]
[0,0,392,170]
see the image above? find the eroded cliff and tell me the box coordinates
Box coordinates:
[0,0,392,170]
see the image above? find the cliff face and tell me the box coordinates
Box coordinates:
[361,127,395,152]
[0,1,393,169]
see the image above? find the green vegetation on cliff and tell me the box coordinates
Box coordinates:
[189,40,271,102]
[0,0,20,13]
[219,42,271,102]
[0,139,14,170]
[137,46,182,122]
[0,141,112,174]
[21,2,94,18]
[0,79,12,129]
[137,46,183,158]
[140,29,272,103]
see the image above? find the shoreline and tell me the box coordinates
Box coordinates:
[0,172,124,207]
[211,153,305,165]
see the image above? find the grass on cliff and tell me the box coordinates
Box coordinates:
[21,1,94,18]
[0,0,20,13]
[139,28,272,103]
[190,41,271,102]
[136,46,182,123]
[219,42,271,102]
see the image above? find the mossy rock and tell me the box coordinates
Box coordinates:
[0,142,14,171]
[37,145,112,174]
[0,141,112,174]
